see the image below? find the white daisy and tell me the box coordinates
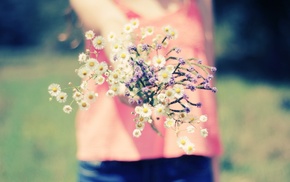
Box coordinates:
[140,104,152,118]
[183,142,195,154]
[145,26,154,36]
[96,62,108,75]
[107,32,116,42]
[85,30,95,40]
[63,105,72,114]
[109,84,121,95]
[95,75,105,85]
[158,69,172,83]
[157,93,166,102]
[78,100,90,110]
[133,129,142,138]
[56,92,68,103]
[123,23,134,34]
[199,115,208,122]
[86,58,99,71]
[186,125,195,133]
[48,83,61,97]
[173,84,184,99]
[80,81,88,90]
[164,118,175,128]
[118,50,130,62]
[109,70,121,82]
[162,25,172,34]
[130,18,139,29]
[164,89,175,99]
[77,67,91,78]
[154,104,166,116]
[177,136,190,148]
[135,121,145,131]
[169,28,178,39]
[84,91,98,102]
[73,91,83,101]
[92,36,105,50]
[134,106,143,115]
[152,55,166,68]
[111,42,122,52]
[78,52,87,63]
[106,89,115,97]
[165,65,175,73]
[200,128,209,138]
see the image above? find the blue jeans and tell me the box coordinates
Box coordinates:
[78,155,213,182]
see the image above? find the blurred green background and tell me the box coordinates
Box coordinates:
[0,0,290,181]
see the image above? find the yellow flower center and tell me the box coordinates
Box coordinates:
[143,108,148,113]
[180,140,186,145]
[166,91,172,97]
[89,62,95,67]
[97,40,102,45]
[113,74,118,79]
[121,53,126,59]
[82,102,87,107]
[52,87,57,92]
[175,88,180,93]
[162,73,168,79]
[157,59,162,64]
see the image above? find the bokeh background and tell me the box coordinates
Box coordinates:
[0,0,290,181]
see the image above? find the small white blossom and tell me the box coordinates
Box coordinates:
[123,23,134,34]
[164,89,175,99]
[186,125,195,133]
[200,128,209,138]
[152,55,166,68]
[63,105,72,114]
[107,32,116,42]
[85,30,95,40]
[158,69,172,83]
[73,91,83,101]
[173,84,184,99]
[145,26,154,36]
[134,106,142,114]
[140,104,152,118]
[92,36,105,50]
[154,104,166,116]
[95,75,105,85]
[78,100,90,110]
[56,92,67,103]
[48,83,61,97]
[77,67,91,78]
[85,91,98,102]
[96,62,108,75]
[165,65,175,73]
[177,136,190,148]
[135,121,145,131]
[80,81,88,90]
[164,118,175,128]
[86,58,99,71]
[199,115,208,122]
[183,142,195,154]
[111,42,122,52]
[78,53,87,63]
[157,93,166,102]
[133,129,142,138]
[118,50,130,62]
[106,90,115,97]
[130,18,139,29]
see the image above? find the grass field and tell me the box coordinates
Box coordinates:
[0,49,289,182]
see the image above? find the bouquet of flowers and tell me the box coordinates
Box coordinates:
[48,19,217,154]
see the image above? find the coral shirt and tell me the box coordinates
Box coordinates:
[76,0,222,161]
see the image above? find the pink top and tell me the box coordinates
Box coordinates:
[76,0,222,161]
